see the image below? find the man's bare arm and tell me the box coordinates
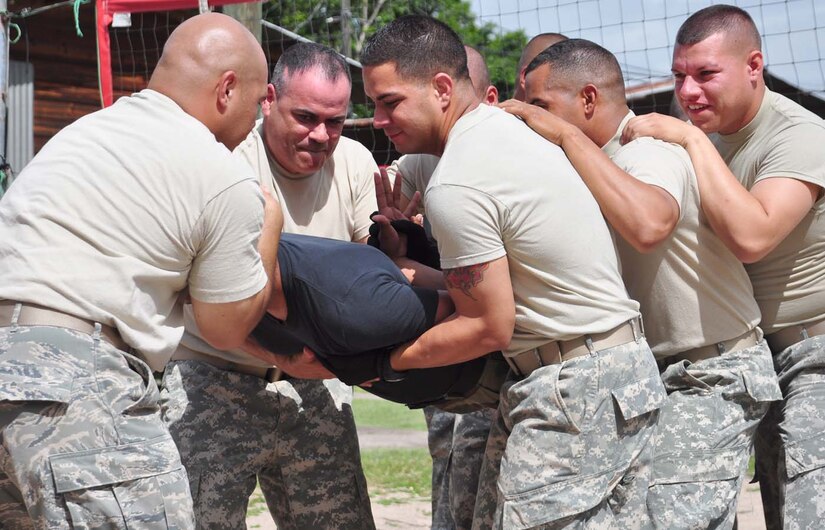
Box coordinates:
[192,188,283,350]
[624,113,819,262]
[389,256,514,370]
[502,99,679,252]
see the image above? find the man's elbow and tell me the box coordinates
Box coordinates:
[627,224,672,254]
[480,320,514,352]
[199,328,249,352]
[733,240,775,264]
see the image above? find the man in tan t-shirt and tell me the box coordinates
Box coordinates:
[0,13,276,528]
[161,42,377,530]
[624,5,825,528]
[503,37,781,529]
[362,16,665,529]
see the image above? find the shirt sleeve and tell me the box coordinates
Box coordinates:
[189,179,268,303]
[613,139,690,221]
[350,142,380,241]
[425,184,507,269]
[756,122,825,189]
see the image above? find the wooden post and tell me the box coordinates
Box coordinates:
[224,1,262,44]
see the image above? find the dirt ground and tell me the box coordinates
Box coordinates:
[246,425,768,530]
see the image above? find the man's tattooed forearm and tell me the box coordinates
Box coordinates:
[444,263,490,300]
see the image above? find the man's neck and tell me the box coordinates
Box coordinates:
[434,86,481,157]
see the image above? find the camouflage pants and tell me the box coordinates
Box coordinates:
[473,338,665,530]
[160,360,374,530]
[755,334,825,530]
[425,407,494,530]
[648,341,780,529]
[0,324,194,530]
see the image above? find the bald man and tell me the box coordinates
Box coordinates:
[512,32,567,101]
[0,13,274,528]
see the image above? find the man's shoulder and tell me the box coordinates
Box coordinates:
[326,136,378,180]
[765,90,825,134]
[615,136,693,173]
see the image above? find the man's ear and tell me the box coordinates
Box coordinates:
[262,83,276,117]
[582,84,598,117]
[433,72,455,108]
[217,70,238,113]
[746,49,764,83]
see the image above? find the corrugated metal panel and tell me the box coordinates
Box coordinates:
[7,60,34,177]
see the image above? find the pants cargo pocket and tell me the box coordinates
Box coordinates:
[50,436,194,530]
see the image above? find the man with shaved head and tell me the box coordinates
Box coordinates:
[0,12,274,528]
[504,37,781,529]
[623,5,825,528]
[381,45,498,530]
[512,32,567,101]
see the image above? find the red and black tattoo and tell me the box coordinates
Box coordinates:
[444,263,490,301]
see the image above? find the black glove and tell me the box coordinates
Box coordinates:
[367,213,441,270]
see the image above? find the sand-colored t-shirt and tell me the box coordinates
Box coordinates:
[426,104,639,357]
[712,90,825,333]
[181,121,380,366]
[385,154,440,205]
[604,113,760,358]
[236,122,379,241]
[0,89,267,371]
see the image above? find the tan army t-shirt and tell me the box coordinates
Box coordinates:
[180,121,379,365]
[385,154,441,206]
[604,113,760,358]
[237,121,379,241]
[712,90,825,333]
[426,104,640,357]
[0,90,268,371]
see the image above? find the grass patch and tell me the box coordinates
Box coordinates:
[362,447,432,503]
[352,392,427,431]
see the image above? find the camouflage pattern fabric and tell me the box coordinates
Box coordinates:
[160,360,374,530]
[0,323,194,530]
[474,338,665,530]
[755,334,825,530]
[648,340,780,529]
[425,407,494,530]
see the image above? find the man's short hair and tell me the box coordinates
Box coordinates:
[271,42,351,94]
[360,15,470,83]
[676,4,761,50]
[525,38,625,101]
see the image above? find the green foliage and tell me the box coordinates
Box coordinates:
[351,391,428,431]
[262,0,526,100]
[361,447,432,500]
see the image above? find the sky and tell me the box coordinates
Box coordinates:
[468,0,825,98]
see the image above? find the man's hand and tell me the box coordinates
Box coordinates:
[372,168,422,259]
[621,113,696,148]
[499,98,575,146]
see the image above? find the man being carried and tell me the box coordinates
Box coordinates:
[503,37,781,529]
